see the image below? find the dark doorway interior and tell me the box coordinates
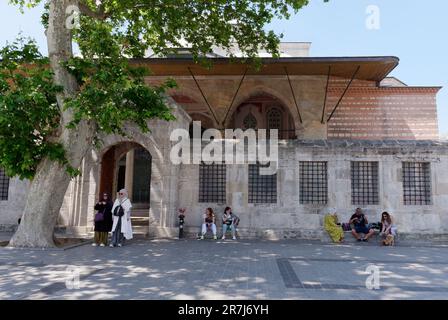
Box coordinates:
[132,147,152,204]
[99,143,151,209]
[117,163,126,192]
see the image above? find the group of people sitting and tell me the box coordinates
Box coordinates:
[200,207,240,240]
[324,208,397,245]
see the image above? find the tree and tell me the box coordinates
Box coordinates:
[1,0,323,248]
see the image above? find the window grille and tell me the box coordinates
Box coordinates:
[402,162,432,205]
[0,169,9,201]
[267,108,282,130]
[299,162,327,204]
[248,163,277,204]
[351,162,379,205]
[199,162,226,203]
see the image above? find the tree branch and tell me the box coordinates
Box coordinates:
[78,1,108,20]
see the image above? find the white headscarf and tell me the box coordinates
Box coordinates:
[111,189,133,240]
[112,189,132,216]
[118,189,128,201]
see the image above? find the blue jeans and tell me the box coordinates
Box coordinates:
[222,224,235,238]
[354,225,371,234]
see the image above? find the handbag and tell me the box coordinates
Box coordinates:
[94,209,105,222]
[113,205,125,217]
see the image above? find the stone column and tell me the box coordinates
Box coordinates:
[125,149,134,199]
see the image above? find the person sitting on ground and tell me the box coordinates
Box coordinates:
[233,211,240,233]
[350,208,375,242]
[324,208,344,243]
[221,207,237,240]
[200,208,217,240]
[380,211,397,238]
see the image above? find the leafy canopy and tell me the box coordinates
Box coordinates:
[2,0,326,179]
[0,38,64,179]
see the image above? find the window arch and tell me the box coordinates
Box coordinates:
[243,112,258,130]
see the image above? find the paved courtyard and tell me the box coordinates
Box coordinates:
[1,238,448,300]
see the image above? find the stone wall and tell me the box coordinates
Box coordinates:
[0,177,29,231]
[1,101,447,240]
[176,140,448,240]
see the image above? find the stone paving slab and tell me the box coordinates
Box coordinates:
[1,239,448,300]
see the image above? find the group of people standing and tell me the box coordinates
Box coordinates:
[324,208,398,245]
[200,207,240,240]
[92,189,133,247]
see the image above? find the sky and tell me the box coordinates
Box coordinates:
[0,0,447,136]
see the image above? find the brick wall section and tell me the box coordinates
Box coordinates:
[326,87,440,140]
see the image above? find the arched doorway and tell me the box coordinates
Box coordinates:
[99,142,152,209]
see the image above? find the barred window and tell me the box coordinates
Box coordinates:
[0,169,9,201]
[351,162,379,205]
[248,163,277,204]
[402,162,432,205]
[199,162,226,203]
[267,108,282,131]
[299,162,327,204]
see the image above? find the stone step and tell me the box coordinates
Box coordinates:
[132,225,149,237]
[322,230,381,243]
[131,209,149,217]
[131,217,149,226]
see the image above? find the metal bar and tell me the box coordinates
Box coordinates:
[222,68,248,126]
[321,66,332,124]
[188,67,220,126]
[327,66,360,123]
[284,67,303,123]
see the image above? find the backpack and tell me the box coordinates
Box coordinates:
[113,205,125,217]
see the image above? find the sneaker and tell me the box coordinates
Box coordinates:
[213,236,217,240]
[200,235,204,240]
[357,239,362,242]
[221,236,225,240]
[91,243,97,247]
[232,236,236,240]
[109,244,114,247]
[362,238,368,242]
[100,243,105,247]
[118,244,122,247]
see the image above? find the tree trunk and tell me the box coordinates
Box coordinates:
[9,159,72,247]
[9,0,95,248]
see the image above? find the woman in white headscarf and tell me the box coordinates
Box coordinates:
[110,189,133,247]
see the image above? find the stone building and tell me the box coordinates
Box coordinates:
[1,43,447,240]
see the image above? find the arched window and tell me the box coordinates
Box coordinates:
[267,108,282,131]
[243,112,257,130]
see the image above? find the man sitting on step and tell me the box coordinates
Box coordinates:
[350,208,375,242]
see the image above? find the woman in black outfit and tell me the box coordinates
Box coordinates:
[92,193,113,246]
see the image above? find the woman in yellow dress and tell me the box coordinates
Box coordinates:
[324,208,344,243]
